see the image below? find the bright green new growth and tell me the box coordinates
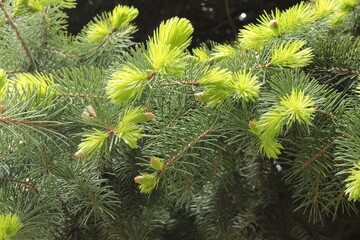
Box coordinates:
[9,72,56,98]
[147,42,187,75]
[121,106,147,124]
[115,106,149,149]
[13,0,76,15]
[0,70,7,100]
[345,163,360,201]
[239,2,315,49]
[313,0,339,18]
[138,173,160,194]
[211,44,237,61]
[271,40,313,68]
[77,107,150,156]
[147,17,194,75]
[256,89,314,158]
[150,17,194,50]
[85,5,138,43]
[199,68,260,106]
[192,47,210,62]
[106,17,194,106]
[0,214,23,240]
[78,130,110,158]
[150,157,164,171]
[280,89,315,125]
[332,0,359,24]
[106,65,148,105]
[231,70,260,102]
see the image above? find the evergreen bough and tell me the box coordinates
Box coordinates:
[1,0,360,239]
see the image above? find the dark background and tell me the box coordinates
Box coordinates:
[66,0,301,47]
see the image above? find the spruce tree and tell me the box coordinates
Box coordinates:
[0,0,360,239]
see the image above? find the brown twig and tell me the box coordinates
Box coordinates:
[315,66,360,76]
[300,140,337,170]
[57,93,104,99]
[0,116,54,129]
[0,2,36,68]
[0,178,39,193]
[48,45,78,61]
[256,63,273,69]
[157,127,217,176]
[5,68,26,74]
[315,107,338,120]
[162,81,200,86]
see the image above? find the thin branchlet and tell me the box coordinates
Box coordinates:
[315,66,360,76]
[0,178,39,193]
[157,126,217,176]
[57,93,104,99]
[0,116,54,129]
[0,2,37,69]
[315,107,338,120]
[300,140,337,170]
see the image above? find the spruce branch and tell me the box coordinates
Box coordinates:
[0,178,39,193]
[314,66,360,76]
[300,140,337,170]
[0,2,37,69]
[48,45,78,61]
[0,116,54,129]
[56,93,104,99]
[162,81,200,86]
[315,107,338,120]
[157,126,217,176]
[5,69,26,74]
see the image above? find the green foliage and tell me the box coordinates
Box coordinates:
[239,2,316,49]
[0,214,23,240]
[345,163,360,201]
[270,40,313,68]
[1,0,360,239]
[85,5,138,43]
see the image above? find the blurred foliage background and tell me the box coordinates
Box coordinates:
[66,0,302,47]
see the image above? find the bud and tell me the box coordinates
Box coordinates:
[19,140,25,145]
[0,105,5,114]
[147,72,156,80]
[207,58,215,65]
[194,92,204,102]
[269,20,279,29]
[143,112,155,121]
[248,121,256,129]
[82,105,97,118]
[134,175,144,184]
[150,157,157,166]
[74,149,86,158]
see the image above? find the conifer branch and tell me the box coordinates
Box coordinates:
[313,177,320,203]
[0,178,39,193]
[162,81,200,86]
[5,68,26,74]
[255,63,273,69]
[315,107,338,120]
[0,2,37,69]
[0,116,54,129]
[315,67,360,76]
[57,93,104,99]
[48,45,78,61]
[157,126,217,176]
[300,140,337,170]
[80,35,113,62]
